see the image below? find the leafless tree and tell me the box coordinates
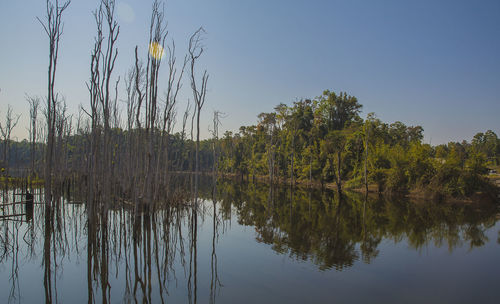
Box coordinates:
[142,0,168,205]
[100,0,119,197]
[0,105,21,177]
[84,0,120,204]
[53,100,73,183]
[174,100,191,172]
[155,41,188,198]
[28,0,209,211]
[26,96,40,178]
[123,67,138,195]
[85,4,103,204]
[189,27,209,197]
[210,110,224,177]
[37,0,71,204]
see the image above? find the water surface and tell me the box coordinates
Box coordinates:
[0,180,499,303]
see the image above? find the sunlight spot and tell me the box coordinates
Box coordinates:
[149,42,165,60]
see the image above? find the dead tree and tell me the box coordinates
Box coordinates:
[85,0,119,204]
[54,100,72,184]
[85,2,103,204]
[0,105,21,177]
[124,66,138,194]
[155,41,188,199]
[210,110,224,177]
[133,46,145,205]
[26,96,40,179]
[37,0,70,204]
[144,0,168,205]
[174,100,191,173]
[189,27,209,198]
[99,0,119,199]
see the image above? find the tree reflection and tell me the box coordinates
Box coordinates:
[214,180,499,271]
[0,180,498,303]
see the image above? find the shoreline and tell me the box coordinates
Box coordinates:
[217,172,500,204]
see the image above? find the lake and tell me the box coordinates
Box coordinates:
[1,178,499,303]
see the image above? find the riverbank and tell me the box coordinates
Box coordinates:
[218,172,500,204]
[0,176,44,188]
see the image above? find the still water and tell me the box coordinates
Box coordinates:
[1,179,499,303]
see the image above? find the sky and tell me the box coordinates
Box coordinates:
[1,0,499,144]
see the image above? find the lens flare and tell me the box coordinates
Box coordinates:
[116,2,135,23]
[149,42,165,60]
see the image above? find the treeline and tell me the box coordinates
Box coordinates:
[215,90,500,199]
[0,131,215,176]
[2,89,500,200]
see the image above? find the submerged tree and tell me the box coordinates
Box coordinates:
[27,96,40,179]
[84,0,120,205]
[37,0,71,204]
[0,105,21,177]
[189,27,209,197]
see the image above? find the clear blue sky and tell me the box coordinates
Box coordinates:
[1,0,499,144]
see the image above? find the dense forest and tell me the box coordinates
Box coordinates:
[214,91,500,199]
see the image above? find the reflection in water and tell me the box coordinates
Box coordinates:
[214,180,498,271]
[85,199,203,303]
[0,179,498,303]
[210,177,222,304]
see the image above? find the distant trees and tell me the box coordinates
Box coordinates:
[472,130,499,165]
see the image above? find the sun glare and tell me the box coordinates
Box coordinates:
[149,42,165,60]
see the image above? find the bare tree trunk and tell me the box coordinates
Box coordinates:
[364,123,369,193]
[27,96,40,181]
[83,0,119,205]
[100,0,119,202]
[0,105,21,178]
[133,46,145,207]
[211,110,223,178]
[124,66,137,197]
[155,41,187,200]
[37,0,71,205]
[144,0,168,207]
[189,27,209,200]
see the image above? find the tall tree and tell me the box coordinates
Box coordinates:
[0,105,21,177]
[189,27,209,197]
[316,91,362,190]
[27,96,40,179]
[37,0,70,204]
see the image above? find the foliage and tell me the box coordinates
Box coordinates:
[3,87,499,199]
[209,89,499,198]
